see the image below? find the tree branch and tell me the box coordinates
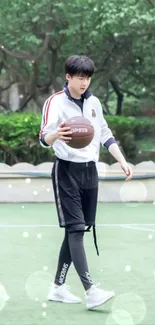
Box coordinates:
[0,60,4,74]
[145,0,155,7]
[0,81,15,92]
[103,52,132,85]
[0,45,35,60]
[130,70,148,86]
[120,88,140,99]
[30,61,39,97]
[95,43,118,74]
[0,144,19,164]
[34,33,50,62]
[54,33,66,51]
[0,32,50,62]
[3,61,25,83]
[17,61,39,111]
[0,101,8,109]
[18,94,33,111]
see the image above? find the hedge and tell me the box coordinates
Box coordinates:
[0,112,155,165]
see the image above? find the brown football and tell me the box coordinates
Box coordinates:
[64,116,94,149]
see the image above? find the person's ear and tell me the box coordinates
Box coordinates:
[66,73,71,81]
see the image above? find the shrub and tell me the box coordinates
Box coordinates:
[0,112,155,165]
[0,112,54,165]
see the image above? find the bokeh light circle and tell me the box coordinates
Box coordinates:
[0,284,9,312]
[112,292,146,324]
[106,309,134,325]
[25,271,52,301]
[120,181,147,203]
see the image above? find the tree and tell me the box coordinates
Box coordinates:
[0,0,155,114]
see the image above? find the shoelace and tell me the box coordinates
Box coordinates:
[85,283,101,296]
[91,283,100,288]
[62,284,71,291]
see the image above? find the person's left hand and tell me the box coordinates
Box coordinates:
[120,161,133,181]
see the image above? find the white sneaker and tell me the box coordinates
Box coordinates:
[85,284,115,309]
[48,284,82,304]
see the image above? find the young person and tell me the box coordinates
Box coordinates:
[39,55,133,309]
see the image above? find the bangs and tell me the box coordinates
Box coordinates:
[65,56,95,77]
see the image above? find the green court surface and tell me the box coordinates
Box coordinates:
[0,202,155,325]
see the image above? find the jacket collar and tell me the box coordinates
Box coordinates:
[63,82,91,101]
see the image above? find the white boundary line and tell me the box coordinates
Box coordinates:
[120,225,155,232]
[0,223,155,230]
[97,223,155,227]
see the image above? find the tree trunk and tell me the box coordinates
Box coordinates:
[110,78,124,115]
[116,92,124,115]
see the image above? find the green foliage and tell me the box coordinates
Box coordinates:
[122,99,143,117]
[103,115,155,163]
[106,115,155,138]
[0,112,155,165]
[0,112,53,165]
[1,0,155,112]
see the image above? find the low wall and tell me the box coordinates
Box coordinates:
[0,161,155,203]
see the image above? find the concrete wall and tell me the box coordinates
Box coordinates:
[0,161,155,203]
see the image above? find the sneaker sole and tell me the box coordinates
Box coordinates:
[87,294,115,309]
[48,296,81,304]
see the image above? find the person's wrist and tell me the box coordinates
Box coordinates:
[120,159,127,165]
[54,130,59,141]
[44,131,58,145]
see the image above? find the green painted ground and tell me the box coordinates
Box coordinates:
[0,203,155,325]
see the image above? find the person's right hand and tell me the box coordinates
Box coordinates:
[56,122,72,142]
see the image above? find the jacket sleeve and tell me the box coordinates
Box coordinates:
[97,98,116,149]
[39,96,61,148]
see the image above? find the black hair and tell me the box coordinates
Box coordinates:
[65,55,95,77]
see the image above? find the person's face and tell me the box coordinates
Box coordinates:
[66,74,91,97]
